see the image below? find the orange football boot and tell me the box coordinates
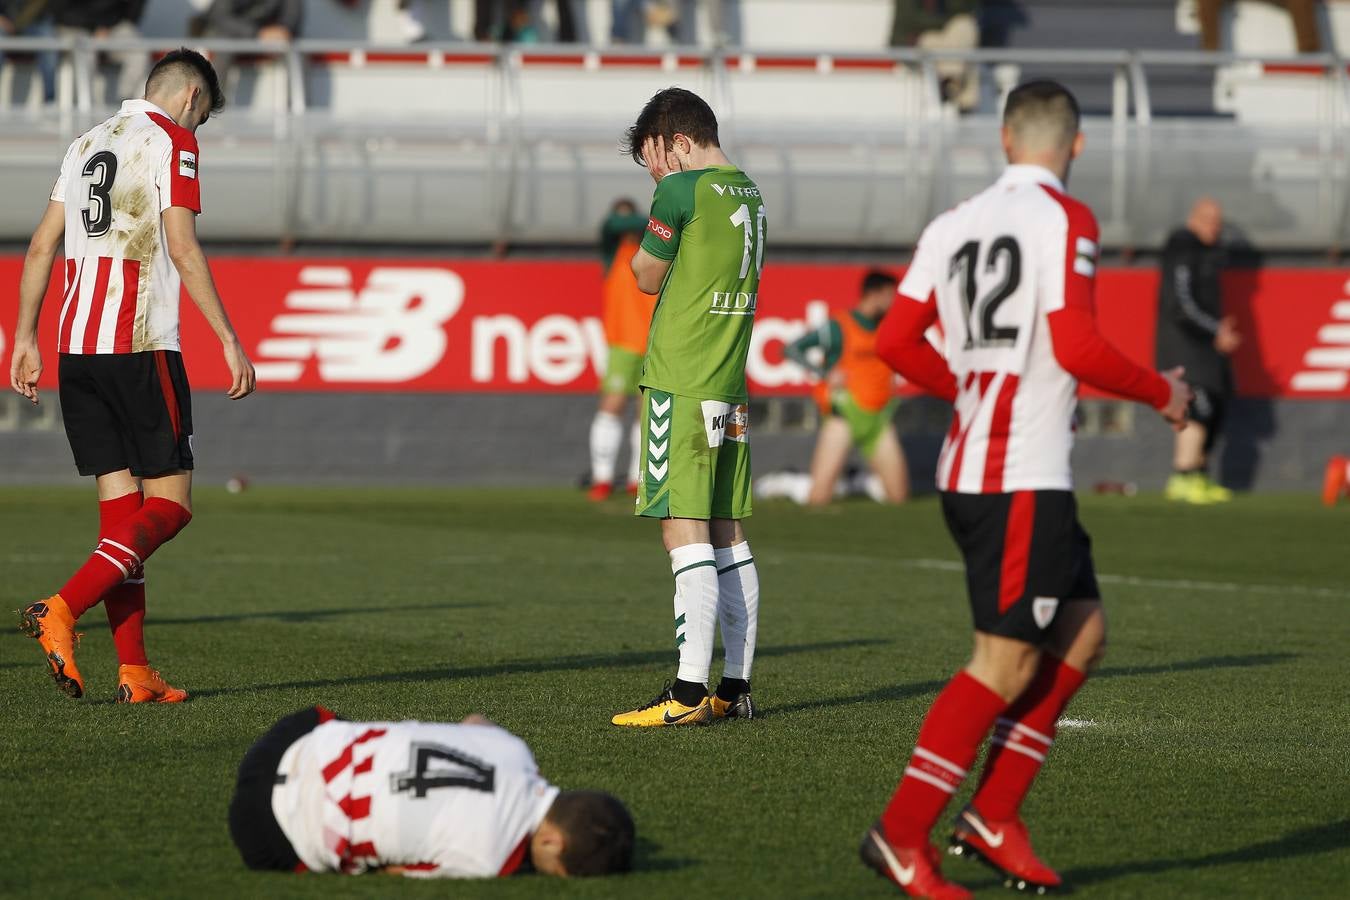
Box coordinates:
[115,665,188,703]
[1322,455,1347,507]
[17,596,84,699]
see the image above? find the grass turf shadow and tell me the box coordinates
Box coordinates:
[146,601,484,626]
[190,638,891,700]
[1063,819,1350,887]
[771,652,1299,717]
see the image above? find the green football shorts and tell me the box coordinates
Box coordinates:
[829,390,899,459]
[601,346,644,396]
[635,388,752,521]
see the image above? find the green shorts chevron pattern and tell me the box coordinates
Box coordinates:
[635,388,752,521]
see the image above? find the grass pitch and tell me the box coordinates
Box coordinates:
[1,487,1347,899]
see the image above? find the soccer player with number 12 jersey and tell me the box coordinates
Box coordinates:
[859,82,1191,898]
[610,88,766,727]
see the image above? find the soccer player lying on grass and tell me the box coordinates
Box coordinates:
[10,48,256,704]
[611,88,766,727]
[229,707,635,878]
[857,81,1190,898]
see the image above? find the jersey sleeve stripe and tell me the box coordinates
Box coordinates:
[997,490,1036,612]
[79,257,114,354]
[980,373,1020,492]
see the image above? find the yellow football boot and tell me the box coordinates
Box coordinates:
[709,690,756,720]
[612,682,711,727]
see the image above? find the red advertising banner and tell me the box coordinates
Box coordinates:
[1,257,1347,398]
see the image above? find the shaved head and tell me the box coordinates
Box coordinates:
[1003,80,1080,153]
[1187,196,1223,245]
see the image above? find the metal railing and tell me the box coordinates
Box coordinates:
[1,36,1347,250]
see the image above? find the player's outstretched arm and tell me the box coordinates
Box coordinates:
[163,206,256,399]
[875,293,958,403]
[9,200,65,405]
[1046,306,1190,429]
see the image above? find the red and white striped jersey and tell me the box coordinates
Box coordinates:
[271,719,560,879]
[899,164,1099,494]
[50,99,202,355]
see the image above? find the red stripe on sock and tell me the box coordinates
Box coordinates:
[998,491,1036,613]
[973,656,1087,821]
[881,671,1007,847]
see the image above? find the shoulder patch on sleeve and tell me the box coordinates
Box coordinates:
[646,217,674,242]
[1074,236,1097,276]
[178,149,197,179]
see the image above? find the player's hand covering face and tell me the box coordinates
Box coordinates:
[640,136,679,182]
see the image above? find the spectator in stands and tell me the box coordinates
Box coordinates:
[611,1,741,47]
[1198,0,1321,53]
[53,0,147,105]
[470,1,587,42]
[1156,197,1242,505]
[0,0,57,105]
[890,0,979,110]
[195,0,301,104]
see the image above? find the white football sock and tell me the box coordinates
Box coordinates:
[715,541,759,681]
[670,543,719,686]
[589,410,623,485]
[627,419,642,487]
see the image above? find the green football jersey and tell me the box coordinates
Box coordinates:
[638,165,766,403]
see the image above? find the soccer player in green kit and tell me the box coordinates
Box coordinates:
[611,88,767,728]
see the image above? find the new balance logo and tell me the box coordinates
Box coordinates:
[1291,297,1350,393]
[253,267,463,383]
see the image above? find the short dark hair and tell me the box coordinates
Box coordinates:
[624,87,720,165]
[1003,80,1079,147]
[860,269,898,296]
[146,48,224,114]
[547,790,635,877]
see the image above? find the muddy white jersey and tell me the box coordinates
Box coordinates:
[272,719,559,878]
[50,99,202,355]
[899,164,1099,493]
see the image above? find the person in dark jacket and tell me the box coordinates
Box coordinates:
[53,0,147,103]
[1156,197,1242,504]
[0,0,58,104]
[195,0,302,106]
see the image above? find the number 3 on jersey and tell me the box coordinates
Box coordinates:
[729,203,766,279]
[949,237,1022,349]
[81,150,118,238]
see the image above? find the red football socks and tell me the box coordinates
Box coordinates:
[60,497,192,619]
[99,492,149,667]
[972,655,1087,822]
[882,670,1008,847]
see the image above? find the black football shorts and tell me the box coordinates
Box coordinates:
[58,350,194,478]
[228,706,338,872]
[940,489,1101,643]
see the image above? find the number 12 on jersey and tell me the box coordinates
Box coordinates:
[729,203,766,279]
[949,237,1022,349]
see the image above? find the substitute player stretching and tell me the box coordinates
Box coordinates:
[858,81,1189,898]
[9,49,256,703]
[611,88,766,726]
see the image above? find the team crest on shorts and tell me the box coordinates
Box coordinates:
[1032,597,1060,630]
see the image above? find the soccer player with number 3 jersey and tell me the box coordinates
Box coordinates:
[8,49,256,703]
[610,88,766,727]
[858,82,1191,898]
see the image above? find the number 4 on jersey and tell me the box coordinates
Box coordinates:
[390,742,496,797]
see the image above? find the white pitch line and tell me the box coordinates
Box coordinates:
[1056,718,1098,729]
[786,552,1350,600]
